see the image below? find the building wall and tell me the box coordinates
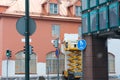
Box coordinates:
[0,18,3,50]
[0,17,3,76]
[83,35,108,80]
[2,60,46,77]
[1,16,80,60]
[0,15,81,76]
[108,39,120,79]
[2,60,15,77]
[2,17,23,60]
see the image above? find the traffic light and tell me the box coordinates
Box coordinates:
[23,45,33,54]
[53,39,59,48]
[29,45,33,55]
[6,50,11,58]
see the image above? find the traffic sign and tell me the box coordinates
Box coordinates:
[16,16,36,36]
[78,39,87,50]
[55,48,59,58]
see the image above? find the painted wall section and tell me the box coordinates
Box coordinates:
[1,17,80,61]
[2,60,15,77]
[2,17,24,60]
[2,60,46,77]
[0,18,3,76]
[37,63,46,76]
[0,0,81,77]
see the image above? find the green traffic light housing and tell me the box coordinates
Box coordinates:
[6,50,11,58]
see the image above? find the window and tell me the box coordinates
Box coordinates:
[81,0,89,11]
[75,6,81,16]
[82,13,89,34]
[108,53,115,73]
[15,51,37,74]
[78,26,82,38]
[52,25,60,38]
[109,2,119,28]
[90,10,98,32]
[90,0,98,8]
[46,52,65,74]
[50,3,58,14]
[99,6,108,30]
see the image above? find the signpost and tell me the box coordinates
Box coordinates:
[77,40,87,80]
[53,38,59,80]
[6,50,11,80]
[25,0,30,80]
[55,48,59,80]
[16,0,36,80]
[78,39,87,50]
[55,48,59,58]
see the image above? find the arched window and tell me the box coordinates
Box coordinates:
[108,53,115,73]
[46,51,65,74]
[15,51,37,74]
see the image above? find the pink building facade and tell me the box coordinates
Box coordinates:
[0,0,81,79]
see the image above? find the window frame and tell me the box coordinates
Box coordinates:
[75,6,82,17]
[81,0,89,11]
[109,2,119,28]
[108,53,115,73]
[49,3,58,14]
[82,13,90,34]
[15,51,37,74]
[46,51,65,74]
[52,24,60,38]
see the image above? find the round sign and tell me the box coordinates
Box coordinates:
[16,16,36,36]
[78,39,87,50]
[55,48,59,58]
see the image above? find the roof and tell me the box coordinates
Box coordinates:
[3,0,42,16]
[0,0,17,6]
[0,0,81,20]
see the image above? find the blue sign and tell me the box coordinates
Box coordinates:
[78,39,87,50]
[55,48,59,58]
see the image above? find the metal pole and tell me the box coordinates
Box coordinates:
[81,51,83,80]
[25,0,30,80]
[6,57,8,80]
[57,48,59,80]
[54,38,60,80]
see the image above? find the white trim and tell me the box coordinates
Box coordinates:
[21,38,32,42]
